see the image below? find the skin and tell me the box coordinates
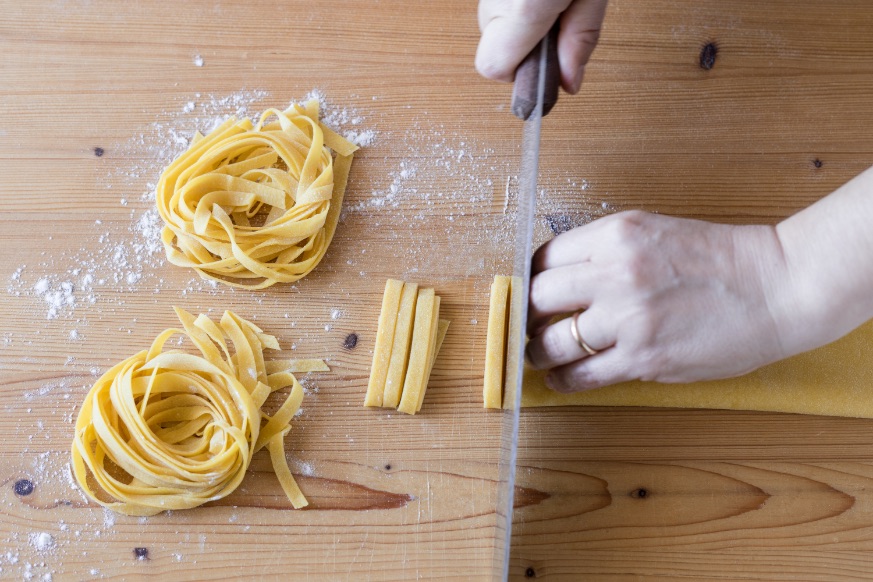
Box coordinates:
[476,0,873,392]
[476,0,609,93]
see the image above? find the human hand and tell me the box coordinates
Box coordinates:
[475,0,609,94]
[525,211,795,391]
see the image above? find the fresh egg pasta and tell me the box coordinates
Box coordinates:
[156,100,358,289]
[71,308,321,515]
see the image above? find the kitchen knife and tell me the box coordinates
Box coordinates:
[493,23,561,580]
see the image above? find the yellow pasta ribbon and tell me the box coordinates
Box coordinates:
[71,308,314,516]
[156,100,359,289]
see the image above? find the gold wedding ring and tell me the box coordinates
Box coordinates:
[570,311,598,356]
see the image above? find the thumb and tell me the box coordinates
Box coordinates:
[475,0,572,82]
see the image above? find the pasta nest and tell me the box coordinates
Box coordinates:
[156,100,358,289]
[71,308,310,516]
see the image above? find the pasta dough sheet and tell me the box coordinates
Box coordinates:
[156,99,359,289]
[71,308,318,516]
[522,320,873,417]
[488,272,873,418]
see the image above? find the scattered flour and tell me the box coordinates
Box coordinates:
[1,90,609,581]
[103,508,117,530]
[304,89,377,146]
[7,88,382,328]
[31,280,76,320]
[5,90,277,325]
[344,129,376,147]
[29,533,54,553]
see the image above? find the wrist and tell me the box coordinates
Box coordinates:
[730,224,799,361]
[773,215,863,356]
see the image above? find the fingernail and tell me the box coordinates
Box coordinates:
[571,66,585,94]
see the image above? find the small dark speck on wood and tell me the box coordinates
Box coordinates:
[545,214,575,236]
[343,333,359,350]
[699,42,718,70]
[631,487,649,499]
[525,566,537,578]
[13,479,34,496]
[134,547,149,560]
[384,464,392,471]
[94,147,105,157]
[813,158,823,168]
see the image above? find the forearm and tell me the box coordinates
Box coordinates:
[775,165,873,354]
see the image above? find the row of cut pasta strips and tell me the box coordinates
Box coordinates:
[363,279,450,414]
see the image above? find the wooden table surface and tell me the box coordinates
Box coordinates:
[2,0,873,580]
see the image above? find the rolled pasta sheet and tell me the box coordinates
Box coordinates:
[71,308,311,516]
[156,100,359,289]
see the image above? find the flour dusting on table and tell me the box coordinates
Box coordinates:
[0,86,610,580]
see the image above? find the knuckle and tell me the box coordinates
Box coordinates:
[604,243,647,289]
[566,28,602,52]
[603,216,655,287]
[622,251,650,287]
[541,327,568,361]
[607,211,644,245]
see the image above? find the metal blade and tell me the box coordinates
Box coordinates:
[493,33,548,581]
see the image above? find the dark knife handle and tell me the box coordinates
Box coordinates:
[510,22,561,120]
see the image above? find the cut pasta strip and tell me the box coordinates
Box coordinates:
[268,429,308,509]
[502,276,524,410]
[382,282,419,409]
[483,276,511,409]
[417,319,451,413]
[156,99,359,289]
[364,279,405,407]
[398,290,438,415]
[71,309,312,516]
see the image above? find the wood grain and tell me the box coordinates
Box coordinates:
[0,0,510,579]
[509,0,873,579]
[2,0,873,580]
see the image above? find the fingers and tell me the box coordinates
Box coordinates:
[475,0,572,82]
[558,0,609,93]
[528,263,598,334]
[526,308,613,370]
[546,348,636,392]
[532,214,612,275]
[476,0,607,92]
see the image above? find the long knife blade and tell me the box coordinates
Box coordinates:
[493,24,560,580]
